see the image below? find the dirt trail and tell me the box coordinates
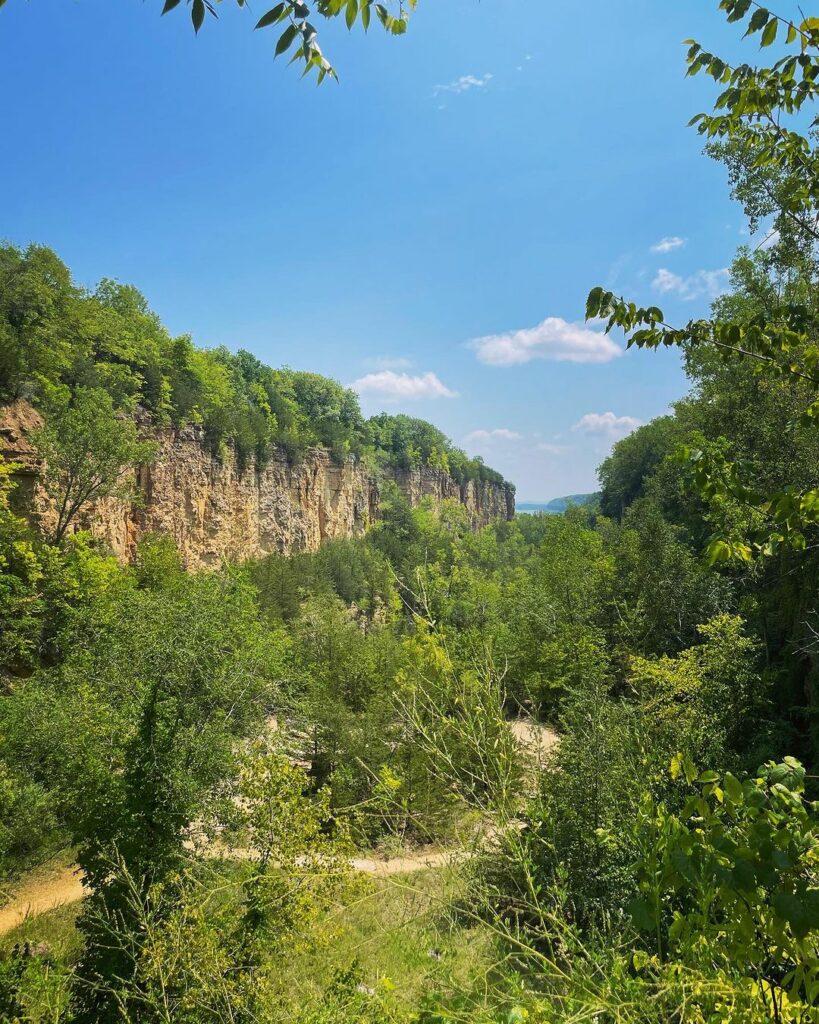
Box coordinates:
[0,867,85,936]
[0,718,557,937]
[508,719,559,759]
[0,849,463,937]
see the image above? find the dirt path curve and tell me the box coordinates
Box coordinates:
[0,718,557,937]
[0,867,86,937]
[0,849,463,937]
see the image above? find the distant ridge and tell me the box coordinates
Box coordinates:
[517,493,600,515]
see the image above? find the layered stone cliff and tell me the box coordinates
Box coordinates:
[1,401,515,569]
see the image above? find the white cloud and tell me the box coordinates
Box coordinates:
[536,442,569,455]
[652,267,729,300]
[465,428,522,443]
[650,236,686,254]
[572,411,642,438]
[468,316,622,367]
[434,73,492,96]
[362,355,413,371]
[351,370,458,401]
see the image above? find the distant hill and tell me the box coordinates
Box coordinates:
[517,493,601,515]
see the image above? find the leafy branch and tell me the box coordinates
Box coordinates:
[159,0,417,81]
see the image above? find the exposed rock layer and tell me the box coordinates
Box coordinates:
[1,401,514,569]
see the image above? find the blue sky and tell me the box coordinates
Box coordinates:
[0,0,794,499]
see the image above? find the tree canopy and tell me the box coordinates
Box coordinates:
[586,4,819,563]
[0,243,507,489]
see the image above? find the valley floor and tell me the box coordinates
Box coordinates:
[1,719,558,937]
[1,858,504,1024]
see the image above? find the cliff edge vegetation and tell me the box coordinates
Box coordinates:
[0,243,508,488]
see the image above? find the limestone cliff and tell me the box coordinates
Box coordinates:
[1,401,515,569]
[391,465,515,526]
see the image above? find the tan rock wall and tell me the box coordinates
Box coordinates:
[1,401,514,569]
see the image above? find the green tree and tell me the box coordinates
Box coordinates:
[598,416,683,521]
[0,571,286,1021]
[0,243,88,401]
[585,6,819,562]
[0,457,44,674]
[31,386,157,545]
[631,756,819,1022]
[80,744,356,1024]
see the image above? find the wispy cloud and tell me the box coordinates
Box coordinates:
[468,316,622,366]
[351,370,458,401]
[572,411,642,438]
[652,267,729,300]
[434,73,493,96]
[362,355,413,371]
[465,428,523,443]
[650,236,686,254]
[536,442,570,455]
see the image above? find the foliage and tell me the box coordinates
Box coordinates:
[0,455,127,679]
[0,243,506,489]
[7,6,819,1022]
[597,416,683,521]
[0,456,44,674]
[478,614,763,943]
[0,570,286,1021]
[585,4,819,562]
[78,746,357,1024]
[31,386,157,544]
[158,0,417,82]
[396,625,521,822]
[629,756,819,1022]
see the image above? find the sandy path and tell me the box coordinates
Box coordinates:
[0,866,86,936]
[0,719,556,937]
[0,849,465,937]
[350,849,465,876]
[508,718,559,759]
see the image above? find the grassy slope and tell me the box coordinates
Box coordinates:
[2,864,503,1023]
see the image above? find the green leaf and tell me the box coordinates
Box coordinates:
[586,287,604,319]
[627,897,656,932]
[773,890,819,939]
[191,0,206,33]
[345,0,358,29]
[724,772,743,803]
[761,18,778,46]
[725,0,752,21]
[745,7,769,36]
[706,538,732,565]
[161,0,183,13]
[275,22,299,56]
[256,3,286,29]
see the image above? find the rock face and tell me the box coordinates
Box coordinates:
[391,465,515,526]
[1,401,515,569]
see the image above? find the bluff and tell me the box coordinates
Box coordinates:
[1,401,514,569]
